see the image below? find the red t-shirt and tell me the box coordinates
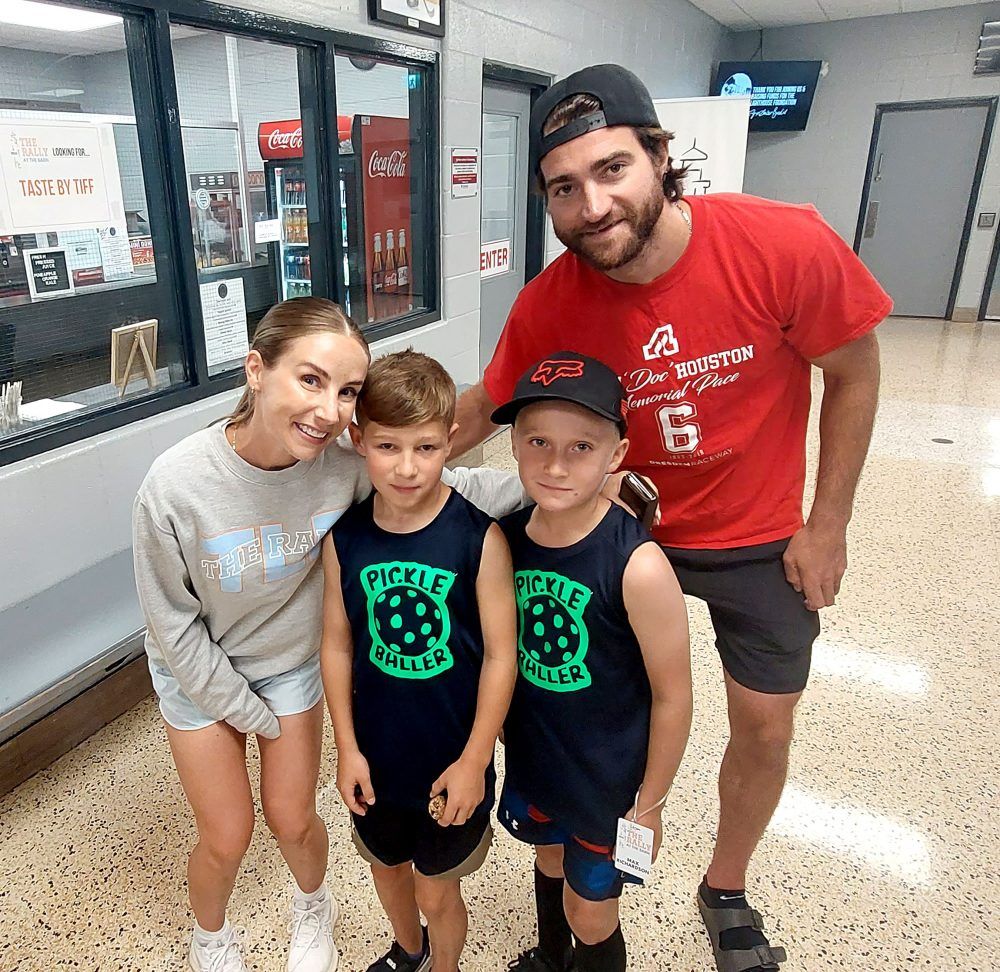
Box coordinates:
[483,193,892,549]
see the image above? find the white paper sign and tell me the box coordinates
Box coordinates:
[451,147,479,198]
[20,398,85,422]
[200,278,249,369]
[97,225,133,281]
[254,218,281,244]
[652,96,751,196]
[480,238,511,278]
[0,122,127,234]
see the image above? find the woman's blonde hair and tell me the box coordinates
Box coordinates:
[228,297,370,426]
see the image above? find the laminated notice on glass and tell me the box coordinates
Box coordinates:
[200,277,249,369]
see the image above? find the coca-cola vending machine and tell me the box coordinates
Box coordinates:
[258,120,310,301]
[257,114,412,322]
[354,114,413,325]
[258,117,355,304]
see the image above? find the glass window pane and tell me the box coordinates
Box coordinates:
[0,2,188,442]
[335,53,431,327]
[170,26,312,376]
[482,112,518,247]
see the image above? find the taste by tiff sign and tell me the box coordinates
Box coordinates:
[0,122,124,234]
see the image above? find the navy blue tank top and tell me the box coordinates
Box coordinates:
[333,489,496,811]
[500,502,655,845]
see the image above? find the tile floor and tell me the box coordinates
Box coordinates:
[1,317,998,971]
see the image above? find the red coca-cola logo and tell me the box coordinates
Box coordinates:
[368,149,408,179]
[268,127,302,151]
[258,120,303,160]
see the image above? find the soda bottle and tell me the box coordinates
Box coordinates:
[384,230,398,318]
[396,229,409,312]
[371,232,384,321]
[300,212,308,244]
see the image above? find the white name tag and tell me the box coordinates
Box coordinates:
[615,817,653,879]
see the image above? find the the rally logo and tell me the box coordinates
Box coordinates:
[642,323,680,361]
[361,561,455,679]
[531,359,584,386]
[514,570,592,692]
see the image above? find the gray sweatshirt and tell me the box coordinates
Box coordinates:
[133,421,522,738]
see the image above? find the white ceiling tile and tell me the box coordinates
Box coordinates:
[683,0,751,21]
[899,0,984,11]
[689,0,988,28]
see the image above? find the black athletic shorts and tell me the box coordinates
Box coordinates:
[662,538,819,694]
[352,802,493,879]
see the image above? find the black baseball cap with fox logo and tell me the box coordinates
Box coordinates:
[491,353,628,435]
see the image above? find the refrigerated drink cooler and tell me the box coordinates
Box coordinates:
[257,115,412,323]
[263,162,312,301]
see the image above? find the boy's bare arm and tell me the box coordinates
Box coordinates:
[431,524,518,826]
[622,543,693,859]
[320,534,374,814]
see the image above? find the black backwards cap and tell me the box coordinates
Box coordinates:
[490,353,628,436]
[529,63,660,175]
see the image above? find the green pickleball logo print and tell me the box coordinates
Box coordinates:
[514,570,592,692]
[361,561,456,679]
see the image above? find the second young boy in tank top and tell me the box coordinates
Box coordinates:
[495,353,693,972]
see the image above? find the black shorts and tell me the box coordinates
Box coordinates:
[352,801,493,879]
[662,538,819,695]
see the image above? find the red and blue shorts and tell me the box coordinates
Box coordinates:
[498,785,643,902]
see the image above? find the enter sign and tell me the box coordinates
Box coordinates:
[480,238,511,278]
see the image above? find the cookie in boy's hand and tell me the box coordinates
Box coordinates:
[428,794,447,820]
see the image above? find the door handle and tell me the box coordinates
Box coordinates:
[874,152,884,182]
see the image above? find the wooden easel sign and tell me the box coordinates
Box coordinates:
[111,319,158,397]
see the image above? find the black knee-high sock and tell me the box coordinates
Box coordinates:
[574,925,626,972]
[534,866,572,969]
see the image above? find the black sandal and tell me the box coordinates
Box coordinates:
[698,892,787,972]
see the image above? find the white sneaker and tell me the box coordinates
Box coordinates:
[287,891,339,972]
[188,924,249,972]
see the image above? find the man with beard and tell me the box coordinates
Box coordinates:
[453,65,891,972]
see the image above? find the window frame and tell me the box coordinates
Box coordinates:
[0,0,440,467]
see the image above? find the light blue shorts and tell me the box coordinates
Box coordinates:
[148,653,324,731]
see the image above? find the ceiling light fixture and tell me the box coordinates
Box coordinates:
[0,1,120,32]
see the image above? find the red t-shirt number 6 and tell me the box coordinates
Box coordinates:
[657,402,702,454]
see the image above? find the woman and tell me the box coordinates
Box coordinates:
[132,298,521,972]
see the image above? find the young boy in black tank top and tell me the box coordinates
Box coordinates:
[320,351,517,972]
[494,354,693,972]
